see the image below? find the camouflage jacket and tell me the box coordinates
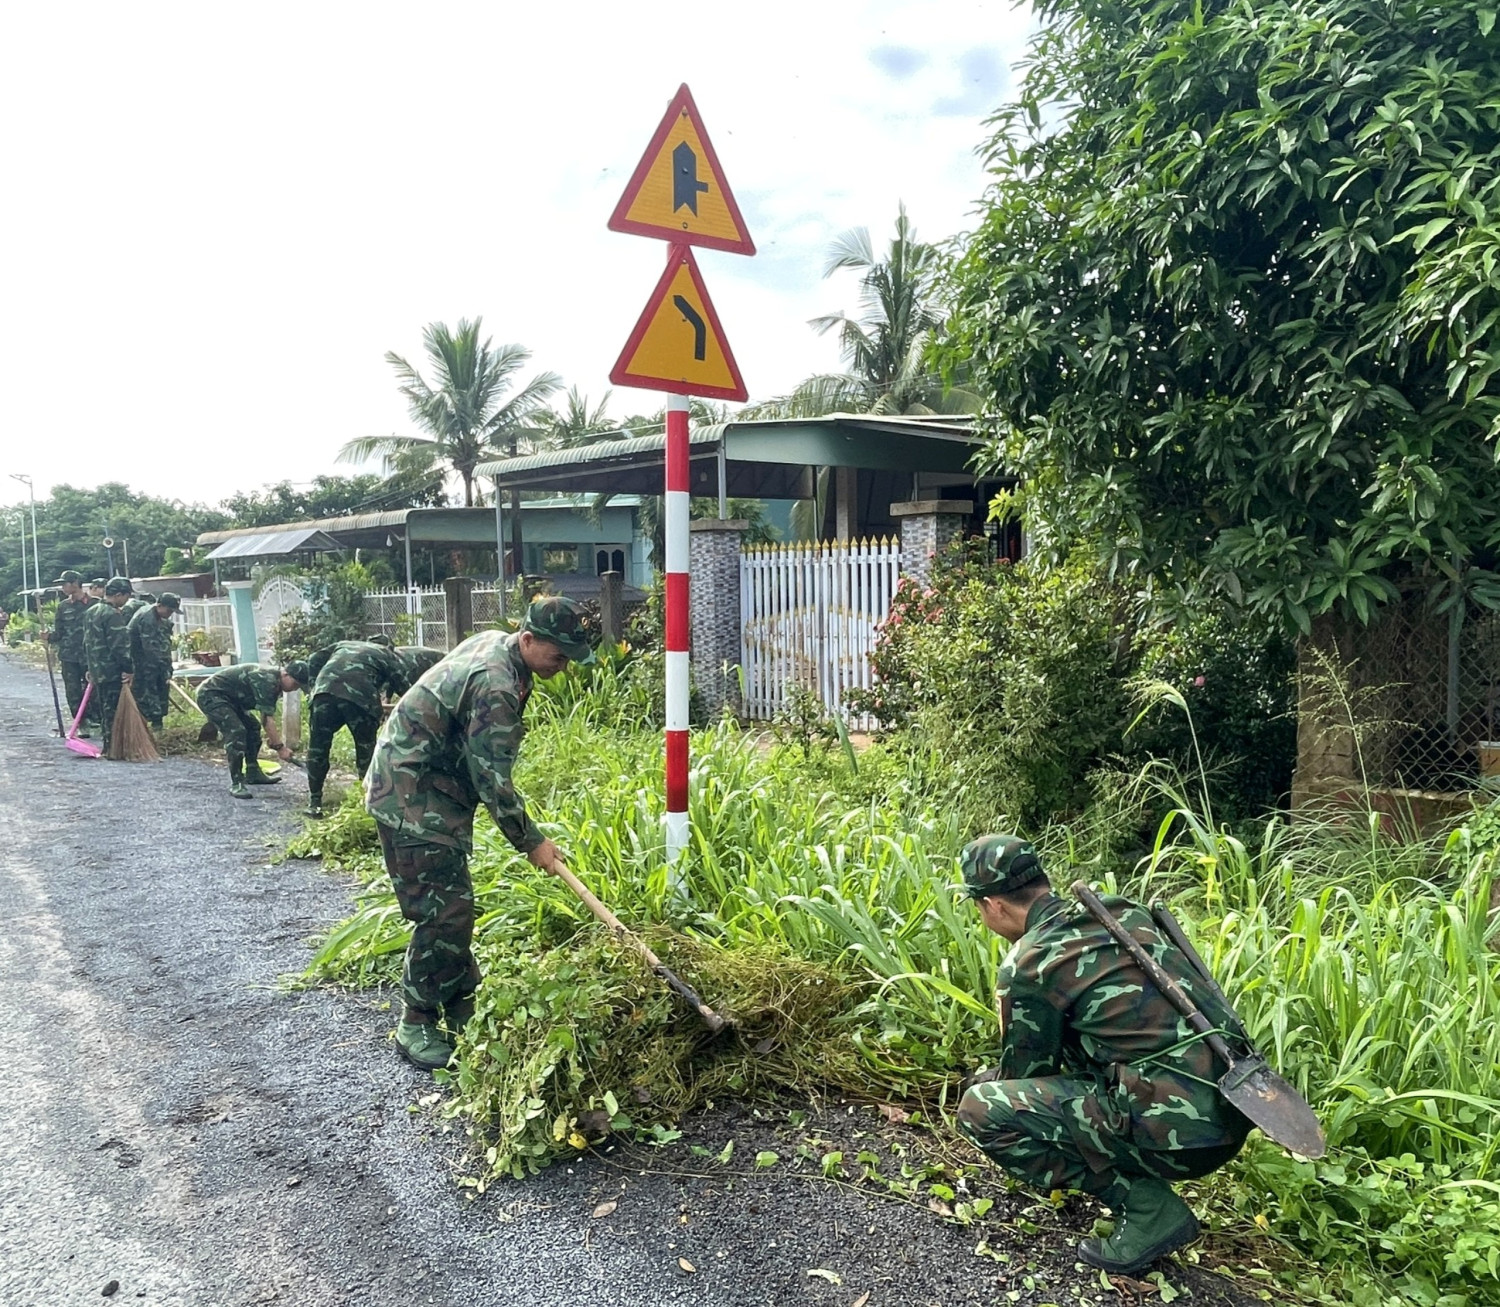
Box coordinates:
[50,596,95,664]
[197,663,284,716]
[84,601,134,680]
[309,641,409,714]
[127,604,174,671]
[365,630,543,854]
[993,891,1248,1151]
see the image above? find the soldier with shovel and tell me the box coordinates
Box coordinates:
[953,835,1308,1277]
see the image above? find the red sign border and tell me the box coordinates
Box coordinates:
[610,245,749,402]
[608,83,756,256]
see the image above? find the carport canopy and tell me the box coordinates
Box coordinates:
[472,414,983,502]
[197,507,502,555]
[203,527,345,560]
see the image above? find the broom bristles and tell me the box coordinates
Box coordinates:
[109,683,162,762]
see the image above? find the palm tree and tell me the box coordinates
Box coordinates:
[339,319,561,508]
[744,206,978,538]
[538,387,621,449]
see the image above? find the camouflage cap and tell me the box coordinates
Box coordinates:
[53,570,84,584]
[282,659,311,688]
[959,834,1048,900]
[104,576,133,596]
[88,578,107,588]
[367,633,395,649]
[157,592,181,610]
[521,595,595,664]
[137,592,157,604]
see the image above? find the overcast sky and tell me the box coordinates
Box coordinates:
[1,1,1035,511]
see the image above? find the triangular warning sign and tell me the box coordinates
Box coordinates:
[608,84,755,255]
[610,246,748,401]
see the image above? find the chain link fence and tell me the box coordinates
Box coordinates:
[1329,588,1500,792]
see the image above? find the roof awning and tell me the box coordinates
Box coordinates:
[197,507,506,552]
[204,528,345,560]
[473,415,986,497]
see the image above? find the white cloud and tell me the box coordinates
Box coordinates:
[0,0,1035,507]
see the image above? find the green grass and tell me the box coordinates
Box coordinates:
[292,666,1500,1306]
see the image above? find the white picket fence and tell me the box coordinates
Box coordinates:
[176,598,234,649]
[740,538,901,730]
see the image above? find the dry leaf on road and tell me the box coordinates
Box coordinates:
[591,1201,617,1219]
[852,1293,871,1307]
[876,1103,910,1125]
[678,1258,696,1274]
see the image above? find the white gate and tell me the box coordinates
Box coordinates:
[252,576,310,662]
[740,538,900,730]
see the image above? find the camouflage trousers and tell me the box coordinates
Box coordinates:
[132,660,170,728]
[60,660,97,726]
[92,676,123,755]
[196,687,262,781]
[305,695,380,804]
[378,824,481,1020]
[957,1075,1247,1198]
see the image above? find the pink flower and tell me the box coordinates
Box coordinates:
[1193,675,1206,687]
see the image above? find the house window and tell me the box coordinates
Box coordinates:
[611,549,625,574]
[596,550,609,575]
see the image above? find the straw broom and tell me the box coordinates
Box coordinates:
[108,683,162,762]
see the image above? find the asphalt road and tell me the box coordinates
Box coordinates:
[0,653,1253,1307]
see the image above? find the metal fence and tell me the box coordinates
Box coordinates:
[1327,588,1500,791]
[739,538,901,731]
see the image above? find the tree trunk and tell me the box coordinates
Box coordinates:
[1291,610,1361,812]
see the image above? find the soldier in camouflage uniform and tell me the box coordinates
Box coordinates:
[127,592,180,730]
[84,578,137,754]
[196,659,310,798]
[954,835,1251,1277]
[45,570,98,731]
[365,597,595,1071]
[302,639,419,818]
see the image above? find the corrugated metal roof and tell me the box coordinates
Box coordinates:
[204,528,346,560]
[199,511,409,546]
[474,428,721,480]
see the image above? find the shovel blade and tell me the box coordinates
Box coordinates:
[1219,1055,1326,1159]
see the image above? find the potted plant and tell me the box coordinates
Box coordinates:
[180,628,231,666]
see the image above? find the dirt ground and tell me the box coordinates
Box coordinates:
[0,652,1258,1307]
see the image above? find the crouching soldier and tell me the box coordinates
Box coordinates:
[196,660,310,798]
[954,835,1250,1277]
[365,598,593,1072]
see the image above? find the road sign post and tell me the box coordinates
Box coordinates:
[608,84,753,864]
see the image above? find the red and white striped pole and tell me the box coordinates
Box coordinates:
[663,392,691,860]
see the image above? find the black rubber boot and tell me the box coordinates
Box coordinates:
[244,765,281,786]
[227,751,250,799]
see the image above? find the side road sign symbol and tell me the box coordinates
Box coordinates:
[611,246,748,401]
[609,84,755,254]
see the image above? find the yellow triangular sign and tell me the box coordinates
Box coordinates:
[608,84,755,255]
[610,246,748,401]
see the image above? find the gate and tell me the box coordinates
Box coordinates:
[252,576,310,663]
[739,538,900,730]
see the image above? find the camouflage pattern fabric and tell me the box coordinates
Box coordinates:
[305,695,380,803]
[396,646,443,683]
[365,630,544,855]
[377,824,481,1017]
[196,663,285,716]
[310,640,411,711]
[127,605,175,727]
[196,664,285,783]
[957,891,1250,1194]
[50,595,94,665]
[84,601,135,753]
[196,687,264,783]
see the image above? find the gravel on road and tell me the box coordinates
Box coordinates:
[0,653,1255,1307]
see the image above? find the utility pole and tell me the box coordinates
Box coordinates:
[9,474,38,612]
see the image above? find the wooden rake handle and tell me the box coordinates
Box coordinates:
[551,861,728,1035]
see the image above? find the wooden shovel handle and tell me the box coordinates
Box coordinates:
[1071,882,1236,1065]
[551,860,727,1034]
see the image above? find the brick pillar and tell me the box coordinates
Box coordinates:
[689,519,748,716]
[890,500,973,586]
[599,571,624,645]
[442,575,475,647]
